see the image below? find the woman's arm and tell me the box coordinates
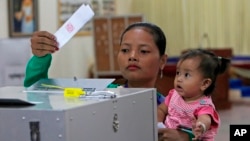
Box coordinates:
[24,31,58,87]
[24,54,52,87]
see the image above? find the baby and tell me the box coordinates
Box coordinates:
[158,48,230,141]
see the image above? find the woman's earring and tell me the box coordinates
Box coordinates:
[160,69,163,79]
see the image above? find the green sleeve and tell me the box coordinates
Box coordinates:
[23,54,52,87]
[107,83,120,88]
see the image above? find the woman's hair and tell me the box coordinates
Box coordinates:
[179,48,231,96]
[119,22,167,56]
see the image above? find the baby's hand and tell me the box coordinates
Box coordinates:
[192,122,206,141]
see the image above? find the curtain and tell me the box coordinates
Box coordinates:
[131,0,250,56]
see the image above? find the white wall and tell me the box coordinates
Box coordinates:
[0,0,8,38]
[0,0,132,79]
[0,0,95,79]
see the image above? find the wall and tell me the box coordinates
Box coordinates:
[131,0,250,56]
[2,0,249,82]
[0,0,93,79]
[0,0,8,37]
[0,0,133,80]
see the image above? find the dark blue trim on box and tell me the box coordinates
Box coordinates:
[232,56,250,61]
[166,57,179,64]
[240,86,250,97]
[229,78,243,89]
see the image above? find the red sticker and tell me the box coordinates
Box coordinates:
[66,23,74,33]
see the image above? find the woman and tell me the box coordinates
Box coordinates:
[24,22,189,141]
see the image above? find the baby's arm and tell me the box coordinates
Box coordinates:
[157,103,168,122]
[192,114,211,140]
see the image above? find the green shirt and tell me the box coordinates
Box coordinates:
[24,54,52,87]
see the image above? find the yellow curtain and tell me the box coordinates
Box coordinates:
[131,0,250,56]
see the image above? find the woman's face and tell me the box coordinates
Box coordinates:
[117,28,166,84]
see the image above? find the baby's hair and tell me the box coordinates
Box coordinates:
[179,49,231,95]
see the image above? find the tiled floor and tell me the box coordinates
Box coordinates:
[215,101,250,141]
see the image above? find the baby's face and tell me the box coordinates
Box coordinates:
[174,58,206,101]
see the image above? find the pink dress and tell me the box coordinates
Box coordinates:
[164,89,220,141]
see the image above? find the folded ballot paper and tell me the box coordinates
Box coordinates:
[54,4,94,48]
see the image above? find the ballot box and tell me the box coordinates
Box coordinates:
[0,85,157,141]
